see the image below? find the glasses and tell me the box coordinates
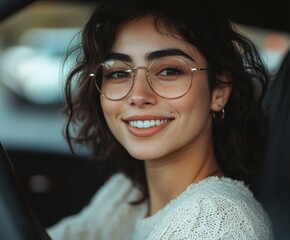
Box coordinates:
[91,56,208,101]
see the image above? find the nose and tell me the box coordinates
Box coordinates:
[127,67,157,107]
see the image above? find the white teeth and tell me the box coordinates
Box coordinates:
[129,119,169,129]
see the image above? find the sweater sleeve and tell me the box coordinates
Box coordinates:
[47,173,129,240]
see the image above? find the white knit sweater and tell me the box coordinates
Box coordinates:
[48,173,273,240]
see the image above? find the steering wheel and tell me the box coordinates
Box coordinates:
[0,142,51,240]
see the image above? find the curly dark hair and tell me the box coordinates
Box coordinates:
[64,0,269,202]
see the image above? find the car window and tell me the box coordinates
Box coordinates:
[0,1,92,152]
[239,24,290,74]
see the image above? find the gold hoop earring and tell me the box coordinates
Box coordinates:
[213,108,225,121]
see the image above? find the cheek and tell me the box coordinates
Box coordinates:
[177,85,212,138]
[100,97,127,144]
[100,97,117,128]
[180,82,212,115]
[175,83,212,134]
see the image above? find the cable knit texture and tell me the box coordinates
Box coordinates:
[48,173,273,240]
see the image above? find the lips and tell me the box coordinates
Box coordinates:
[123,116,174,137]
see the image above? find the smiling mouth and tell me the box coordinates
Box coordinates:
[128,119,173,129]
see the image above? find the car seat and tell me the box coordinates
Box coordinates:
[259,50,290,239]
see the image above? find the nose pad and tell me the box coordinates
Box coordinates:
[127,68,156,106]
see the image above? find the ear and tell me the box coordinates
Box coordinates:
[210,71,233,111]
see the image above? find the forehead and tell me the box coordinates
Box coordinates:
[111,16,205,65]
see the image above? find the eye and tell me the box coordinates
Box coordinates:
[104,69,132,80]
[159,67,182,77]
[154,64,186,80]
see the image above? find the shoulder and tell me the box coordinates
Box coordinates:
[150,177,273,240]
[76,172,140,218]
[90,172,135,203]
[47,173,138,240]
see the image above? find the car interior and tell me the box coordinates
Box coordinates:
[0,0,289,239]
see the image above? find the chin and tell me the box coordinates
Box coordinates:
[127,149,165,161]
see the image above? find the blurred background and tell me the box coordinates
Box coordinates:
[0,1,90,152]
[0,0,289,238]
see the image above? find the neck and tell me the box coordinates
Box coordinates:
[145,140,220,216]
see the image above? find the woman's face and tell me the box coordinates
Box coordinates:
[100,16,220,162]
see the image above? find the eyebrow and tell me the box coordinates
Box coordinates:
[147,49,194,62]
[105,48,195,63]
[105,52,132,62]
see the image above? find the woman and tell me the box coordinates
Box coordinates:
[48,0,273,239]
